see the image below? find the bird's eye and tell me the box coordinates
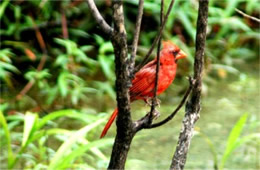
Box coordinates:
[172,51,179,57]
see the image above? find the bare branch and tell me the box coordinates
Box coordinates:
[149,0,164,123]
[134,0,175,74]
[235,8,260,23]
[170,0,209,169]
[129,0,144,75]
[86,0,114,36]
[16,16,48,100]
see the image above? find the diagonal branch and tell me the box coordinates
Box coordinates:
[86,0,114,36]
[16,16,48,100]
[133,77,194,132]
[134,0,175,74]
[235,8,260,23]
[129,0,144,76]
[147,77,195,129]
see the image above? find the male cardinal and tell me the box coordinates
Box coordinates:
[100,41,187,138]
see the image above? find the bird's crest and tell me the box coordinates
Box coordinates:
[162,40,178,49]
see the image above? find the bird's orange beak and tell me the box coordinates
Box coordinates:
[176,50,187,60]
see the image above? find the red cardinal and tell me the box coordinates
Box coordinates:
[100,41,187,138]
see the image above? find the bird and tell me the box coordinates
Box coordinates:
[100,41,187,138]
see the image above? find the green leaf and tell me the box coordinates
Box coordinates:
[25,69,50,82]
[220,113,248,169]
[94,34,104,45]
[80,45,93,52]
[246,0,260,13]
[98,54,115,81]
[37,109,80,130]
[54,38,77,55]
[22,112,38,147]
[58,72,69,97]
[0,111,14,167]
[0,103,8,112]
[99,42,113,55]
[58,138,113,169]
[197,131,219,169]
[177,10,196,41]
[48,118,105,170]
[233,133,260,151]
[55,54,69,69]
[0,61,19,76]
[0,0,10,20]
[224,0,241,17]
[69,28,89,38]
[0,48,15,61]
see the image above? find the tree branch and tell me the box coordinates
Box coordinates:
[133,77,194,132]
[129,0,144,75]
[147,77,195,129]
[108,1,133,169]
[170,0,208,169]
[134,0,175,74]
[149,0,164,124]
[235,8,260,23]
[86,0,114,36]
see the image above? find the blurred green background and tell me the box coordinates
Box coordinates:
[0,0,259,169]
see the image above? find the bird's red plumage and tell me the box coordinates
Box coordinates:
[100,41,186,138]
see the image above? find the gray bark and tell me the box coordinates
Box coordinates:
[170,0,209,169]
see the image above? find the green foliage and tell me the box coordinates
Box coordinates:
[0,48,19,87]
[0,110,113,169]
[0,0,259,169]
[0,0,10,20]
[197,113,260,170]
[0,111,14,167]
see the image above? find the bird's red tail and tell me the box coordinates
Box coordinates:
[100,108,118,138]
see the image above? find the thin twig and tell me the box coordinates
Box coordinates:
[235,8,260,23]
[16,16,48,100]
[129,0,144,76]
[86,0,114,36]
[16,80,34,100]
[61,10,69,39]
[33,16,48,71]
[149,0,164,123]
[134,0,175,74]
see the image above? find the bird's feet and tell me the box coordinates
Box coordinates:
[144,98,161,107]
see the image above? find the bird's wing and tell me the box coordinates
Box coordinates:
[130,61,157,100]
